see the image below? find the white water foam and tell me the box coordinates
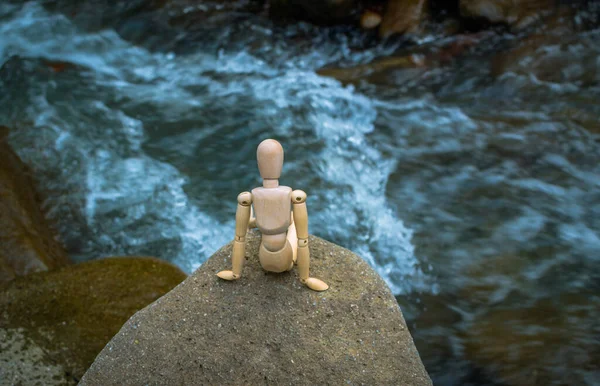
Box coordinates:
[232,70,424,294]
[0,2,230,272]
[0,2,424,293]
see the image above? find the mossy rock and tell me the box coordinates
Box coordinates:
[0,257,187,385]
[81,231,432,385]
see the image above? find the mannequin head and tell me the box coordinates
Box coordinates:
[257,139,283,187]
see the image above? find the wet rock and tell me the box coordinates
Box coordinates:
[379,0,429,38]
[318,53,426,85]
[489,9,575,78]
[80,231,432,385]
[461,0,513,23]
[0,128,69,285]
[0,257,187,385]
[317,32,484,85]
[269,0,358,25]
[460,0,556,28]
[463,293,600,386]
[360,9,383,29]
[490,26,596,86]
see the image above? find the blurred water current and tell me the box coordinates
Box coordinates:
[1,1,599,385]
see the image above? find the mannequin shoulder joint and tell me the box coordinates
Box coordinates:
[291,189,307,204]
[237,192,252,206]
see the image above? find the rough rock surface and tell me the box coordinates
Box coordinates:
[81,231,432,385]
[0,257,187,385]
[0,127,69,285]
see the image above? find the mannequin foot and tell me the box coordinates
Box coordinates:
[216,270,240,280]
[304,277,329,292]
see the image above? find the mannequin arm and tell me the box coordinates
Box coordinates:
[217,192,252,280]
[292,190,328,291]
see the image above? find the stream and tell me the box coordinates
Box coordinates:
[1,1,599,385]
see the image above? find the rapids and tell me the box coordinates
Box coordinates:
[1,1,599,385]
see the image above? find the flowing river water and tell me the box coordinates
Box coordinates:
[1,1,599,385]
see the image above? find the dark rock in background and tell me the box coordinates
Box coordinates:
[379,0,429,38]
[269,0,358,25]
[0,127,70,285]
[460,0,557,28]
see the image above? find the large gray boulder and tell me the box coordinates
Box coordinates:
[81,231,431,385]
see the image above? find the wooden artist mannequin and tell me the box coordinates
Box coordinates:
[216,139,329,292]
